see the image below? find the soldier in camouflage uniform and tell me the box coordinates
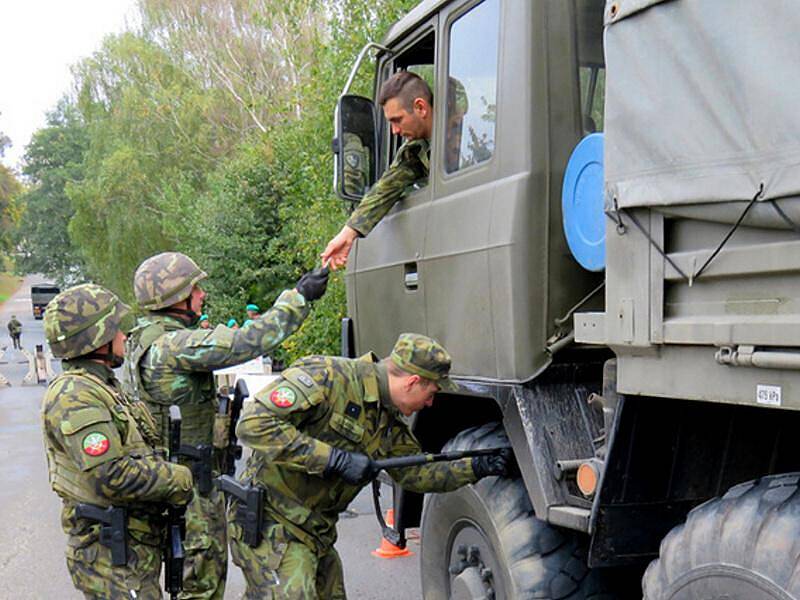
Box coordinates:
[122,252,329,600]
[322,71,433,269]
[228,333,513,599]
[8,314,22,349]
[42,284,194,599]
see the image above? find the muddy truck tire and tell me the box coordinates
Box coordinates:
[420,422,625,599]
[643,473,800,600]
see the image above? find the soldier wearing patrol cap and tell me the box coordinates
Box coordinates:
[228,332,513,599]
[122,251,329,600]
[41,283,194,599]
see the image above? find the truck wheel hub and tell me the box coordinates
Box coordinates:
[448,532,497,600]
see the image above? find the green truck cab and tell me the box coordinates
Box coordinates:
[334,1,800,598]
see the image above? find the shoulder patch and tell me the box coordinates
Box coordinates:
[60,407,112,435]
[269,386,297,408]
[82,432,110,456]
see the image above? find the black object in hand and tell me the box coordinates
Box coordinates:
[323,448,378,485]
[296,267,330,302]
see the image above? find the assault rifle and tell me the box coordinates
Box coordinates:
[371,446,511,548]
[218,379,249,476]
[165,405,186,600]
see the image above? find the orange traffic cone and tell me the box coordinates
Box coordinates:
[371,509,414,559]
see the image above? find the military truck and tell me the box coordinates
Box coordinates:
[333,1,800,598]
[31,284,60,320]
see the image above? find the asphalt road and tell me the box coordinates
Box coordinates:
[0,276,423,599]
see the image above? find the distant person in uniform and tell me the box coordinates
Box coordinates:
[227,333,514,598]
[227,318,240,330]
[199,314,211,329]
[322,71,433,269]
[8,315,22,349]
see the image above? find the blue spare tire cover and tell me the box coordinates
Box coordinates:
[562,133,605,272]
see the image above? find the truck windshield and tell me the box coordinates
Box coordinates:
[31,286,60,295]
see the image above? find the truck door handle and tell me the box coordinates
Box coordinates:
[404,262,419,290]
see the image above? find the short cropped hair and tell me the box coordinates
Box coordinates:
[378,71,433,111]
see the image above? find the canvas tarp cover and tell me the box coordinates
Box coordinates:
[604,0,800,210]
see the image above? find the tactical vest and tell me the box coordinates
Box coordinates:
[124,317,216,447]
[44,368,163,541]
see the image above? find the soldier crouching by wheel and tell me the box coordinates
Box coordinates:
[42,284,194,599]
[226,333,514,599]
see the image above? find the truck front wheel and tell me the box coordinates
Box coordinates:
[643,473,800,600]
[420,423,621,599]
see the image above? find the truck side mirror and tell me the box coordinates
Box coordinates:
[333,95,378,201]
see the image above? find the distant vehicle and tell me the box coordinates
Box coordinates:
[31,284,60,320]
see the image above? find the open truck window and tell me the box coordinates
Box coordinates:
[379,30,435,174]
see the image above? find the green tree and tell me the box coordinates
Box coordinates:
[0,127,22,261]
[68,33,223,297]
[15,101,88,283]
[29,0,423,359]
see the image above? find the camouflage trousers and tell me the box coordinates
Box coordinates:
[180,487,228,600]
[229,519,346,600]
[66,535,162,599]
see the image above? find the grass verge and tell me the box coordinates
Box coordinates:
[0,273,24,306]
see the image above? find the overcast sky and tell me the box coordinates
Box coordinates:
[0,0,138,172]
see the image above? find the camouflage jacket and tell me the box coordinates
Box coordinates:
[123,289,309,449]
[235,353,476,551]
[41,359,193,546]
[7,318,21,334]
[346,137,430,237]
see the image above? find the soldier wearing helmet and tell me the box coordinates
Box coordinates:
[122,251,329,600]
[41,283,194,599]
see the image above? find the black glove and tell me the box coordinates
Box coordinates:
[471,448,516,479]
[295,267,329,302]
[323,448,378,485]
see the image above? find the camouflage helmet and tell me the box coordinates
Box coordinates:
[134,252,207,310]
[390,333,460,392]
[45,284,131,359]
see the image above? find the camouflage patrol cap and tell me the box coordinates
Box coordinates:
[45,284,131,359]
[134,252,207,310]
[390,333,460,392]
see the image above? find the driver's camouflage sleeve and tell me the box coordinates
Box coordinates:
[346,138,430,237]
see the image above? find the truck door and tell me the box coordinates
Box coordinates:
[350,23,437,357]
[423,0,503,377]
